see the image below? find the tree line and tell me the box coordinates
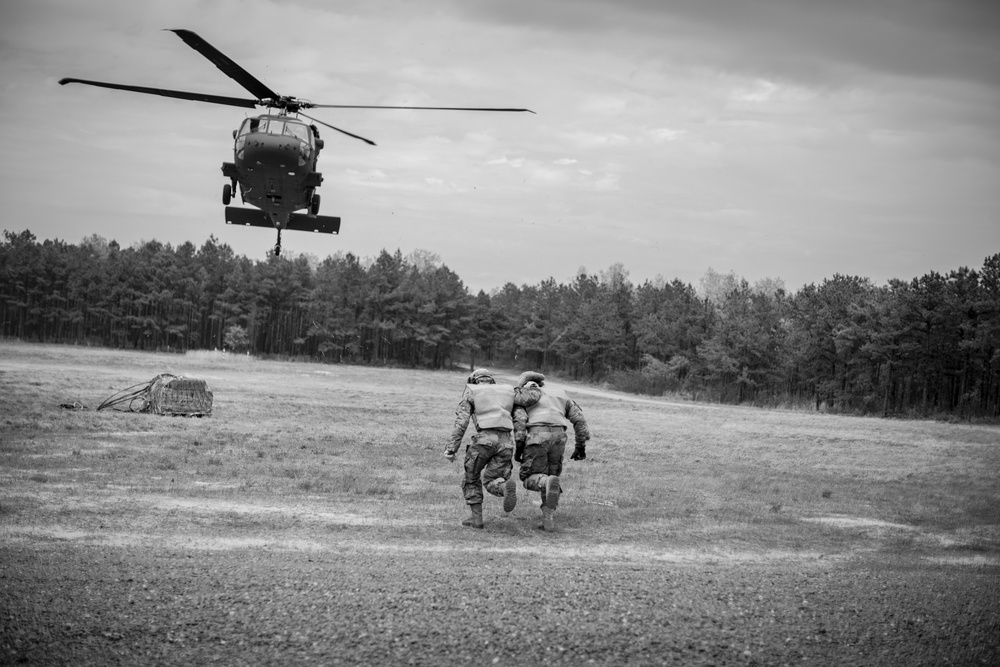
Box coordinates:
[2,229,998,419]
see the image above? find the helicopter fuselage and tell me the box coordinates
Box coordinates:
[222,114,324,224]
[221,113,341,253]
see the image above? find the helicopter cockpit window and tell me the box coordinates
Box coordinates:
[234,117,313,164]
[282,122,311,144]
[277,121,313,165]
[235,118,256,159]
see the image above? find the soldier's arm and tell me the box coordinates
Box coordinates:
[512,383,541,408]
[512,406,528,461]
[447,390,475,453]
[566,400,590,446]
[566,399,590,460]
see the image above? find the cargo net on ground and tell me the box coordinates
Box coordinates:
[95,373,214,417]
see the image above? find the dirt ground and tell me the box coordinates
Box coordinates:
[4,468,999,666]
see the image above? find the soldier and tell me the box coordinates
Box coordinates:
[445,368,544,529]
[513,374,590,531]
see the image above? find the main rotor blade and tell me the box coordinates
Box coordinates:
[308,104,535,113]
[58,78,259,108]
[299,112,377,146]
[168,28,280,102]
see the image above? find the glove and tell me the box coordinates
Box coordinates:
[570,445,586,461]
[444,450,457,463]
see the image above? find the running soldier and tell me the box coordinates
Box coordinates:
[513,373,590,531]
[445,369,544,529]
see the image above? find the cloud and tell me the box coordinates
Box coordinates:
[594,173,621,192]
[648,128,686,143]
[487,155,525,168]
[579,95,629,114]
[463,0,1000,88]
[729,79,778,104]
[562,131,631,150]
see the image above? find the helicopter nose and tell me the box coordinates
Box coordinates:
[243,134,308,170]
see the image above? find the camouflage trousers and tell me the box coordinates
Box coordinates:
[518,426,567,497]
[462,428,514,506]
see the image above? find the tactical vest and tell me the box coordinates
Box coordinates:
[525,388,571,428]
[469,383,515,431]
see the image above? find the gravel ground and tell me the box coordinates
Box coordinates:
[2,541,997,666]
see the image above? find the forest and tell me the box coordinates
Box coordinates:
[2,229,998,419]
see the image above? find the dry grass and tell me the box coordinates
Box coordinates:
[1,341,998,561]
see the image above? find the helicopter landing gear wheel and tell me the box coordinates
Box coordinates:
[222,183,232,205]
[310,193,321,216]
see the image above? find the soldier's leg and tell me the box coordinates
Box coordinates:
[482,432,512,496]
[535,437,558,531]
[542,433,567,528]
[520,444,549,493]
[461,442,489,507]
[547,432,568,478]
[520,432,556,524]
[462,503,484,529]
[520,428,553,489]
[483,456,515,501]
[481,433,518,512]
[461,442,486,529]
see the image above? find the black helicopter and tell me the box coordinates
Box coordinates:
[60,29,533,256]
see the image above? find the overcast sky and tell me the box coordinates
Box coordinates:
[1,0,997,293]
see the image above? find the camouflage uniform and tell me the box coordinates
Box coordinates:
[446,370,542,526]
[513,381,590,530]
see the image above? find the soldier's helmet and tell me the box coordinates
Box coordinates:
[467,368,495,384]
[517,370,546,387]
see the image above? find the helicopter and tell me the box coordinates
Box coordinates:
[60,29,533,256]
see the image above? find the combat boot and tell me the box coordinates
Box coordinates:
[541,506,556,532]
[462,503,484,529]
[485,478,505,498]
[544,475,561,510]
[503,477,517,513]
[536,474,549,507]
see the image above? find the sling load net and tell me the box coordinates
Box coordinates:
[96,373,213,417]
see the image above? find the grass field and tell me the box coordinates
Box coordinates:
[3,342,997,559]
[1,341,998,665]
